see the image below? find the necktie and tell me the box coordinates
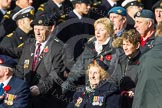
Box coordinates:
[0,83,4,96]
[32,43,41,71]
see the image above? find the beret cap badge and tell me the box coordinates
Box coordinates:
[136,11,141,17]
[117,9,122,13]
[38,20,43,24]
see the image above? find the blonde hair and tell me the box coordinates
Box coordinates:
[94,18,114,35]
[86,61,109,80]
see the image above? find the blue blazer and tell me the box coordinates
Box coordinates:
[0,76,30,108]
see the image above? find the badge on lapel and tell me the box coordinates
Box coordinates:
[24,59,30,69]
[92,96,104,106]
[75,97,83,107]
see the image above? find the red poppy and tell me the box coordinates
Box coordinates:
[105,55,112,61]
[43,46,48,53]
[4,85,11,92]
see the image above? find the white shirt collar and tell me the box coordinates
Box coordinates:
[0,9,6,15]
[35,36,50,54]
[2,76,12,88]
[95,37,110,54]
[53,0,62,8]
[73,9,82,19]
[107,0,117,6]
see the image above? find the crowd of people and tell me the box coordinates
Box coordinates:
[0,0,162,108]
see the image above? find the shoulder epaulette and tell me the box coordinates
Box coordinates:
[54,38,60,42]
[17,43,24,48]
[37,4,45,11]
[6,33,13,37]
[54,37,64,45]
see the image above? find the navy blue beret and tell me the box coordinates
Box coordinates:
[134,9,154,19]
[0,55,17,68]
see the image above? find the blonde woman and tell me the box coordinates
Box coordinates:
[62,18,117,93]
[67,61,119,108]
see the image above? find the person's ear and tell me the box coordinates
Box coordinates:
[136,42,140,49]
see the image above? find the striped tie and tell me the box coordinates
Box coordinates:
[32,43,41,71]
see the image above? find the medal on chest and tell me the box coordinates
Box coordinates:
[92,96,104,106]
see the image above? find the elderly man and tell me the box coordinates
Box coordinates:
[0,55,30,108]
[15,15,66,108]
[108,6,127,37]
[134,9,155,54]
[122,0,143,29]
[152,0,162,25]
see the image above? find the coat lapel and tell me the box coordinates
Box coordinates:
[34,42,50,71]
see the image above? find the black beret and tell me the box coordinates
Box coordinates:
[152,0,162,10]
[12,6,35,21]
[0,55,17,68]
[30,14,56,26]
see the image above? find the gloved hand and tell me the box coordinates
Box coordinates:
[30,85,40,96]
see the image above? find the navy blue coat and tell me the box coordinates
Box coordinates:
[0,76,30,108]
[67,80,120,108]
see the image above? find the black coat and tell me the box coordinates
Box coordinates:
[90,0,121,20]
[0,10,4,22]
[0,28,32,49]
[111,50,141,91]
[35,0,73,23]
[140,34,155,55]
[111,50,141,108]
[67,80,120,108]
[0,6,21,41]
[16,37,66,108]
